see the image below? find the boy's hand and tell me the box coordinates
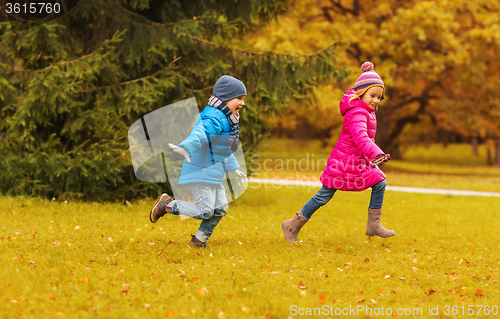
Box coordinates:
[168,143,191,163]
[372,154,391,167]
[230,169,247,177]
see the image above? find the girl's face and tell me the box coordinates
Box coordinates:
[361,86,384,109]
[225,96,246,116]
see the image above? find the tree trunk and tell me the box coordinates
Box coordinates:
[440,130,449,148]
[425,133,432,149]
[495,138,500,167]
[471,136,479,156]
[487,148,493,166]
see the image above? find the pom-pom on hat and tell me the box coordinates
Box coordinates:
[213,75,247,102]
[354,62,385,99]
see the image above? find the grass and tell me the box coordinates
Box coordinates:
[2,186,500,318]
[251,138,500,193]
[2,138,500,318]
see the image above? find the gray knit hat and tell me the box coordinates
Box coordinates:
[213,75,247,102]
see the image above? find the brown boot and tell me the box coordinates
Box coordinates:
[188,235,211,249]
[281,210,308,244]
[149,193,174,223]
[366,208,395,238]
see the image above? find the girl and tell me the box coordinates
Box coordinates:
[281,62,395,243]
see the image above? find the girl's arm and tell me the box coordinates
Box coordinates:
[348,110,385,161]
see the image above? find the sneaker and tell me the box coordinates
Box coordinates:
[149,193,174,223]
[188,234,211,249]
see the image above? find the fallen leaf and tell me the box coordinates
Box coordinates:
[192,276,200,281]
[357,298,365,303]
[449,273,459,281]
[390,290,397,294]
[240,307,251,313]
[319,295,327,304]
[299,280,308,289]
[377,287,383,294]
[336,248,342,253]
[428,289,437,295]
[474,289,484,297]
[371,253,379,258]
[82,277,89,284]
[147,242,156,246]
[218,310,226,319]
[122,283,130,293]
[166,308,177,317]
[364,258,370,262]
[370,299,377,304]
[198,287,208,296]
[467,242,474,247]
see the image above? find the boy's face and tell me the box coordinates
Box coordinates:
[361,86,384,109]
[225,96,246,116]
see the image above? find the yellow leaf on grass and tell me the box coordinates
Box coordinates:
[122,283,130,293]
[299,280,308,289]
[82,277,89,284]
[449,273,459,281]
[166,308,177,317]
[192,276,200,281]
[319,295,327,304]
[198,287,208,296]
[474,289,484,297]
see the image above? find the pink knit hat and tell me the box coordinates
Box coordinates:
[354,62,385,99]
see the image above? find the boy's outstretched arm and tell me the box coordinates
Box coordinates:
[168,143,191,163]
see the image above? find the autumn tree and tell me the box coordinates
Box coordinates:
[240,0,500,163]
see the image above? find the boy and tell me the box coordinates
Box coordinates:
[149,75,247,248]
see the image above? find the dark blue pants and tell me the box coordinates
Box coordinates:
[301,179,387,220]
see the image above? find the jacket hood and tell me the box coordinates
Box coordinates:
[339,88,376,116]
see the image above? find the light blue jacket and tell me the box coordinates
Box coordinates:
[178,106,240,184]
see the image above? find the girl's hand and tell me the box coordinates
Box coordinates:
[372,154,391,167]
[168,143,191,163]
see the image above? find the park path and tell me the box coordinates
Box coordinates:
[248,178,500,197]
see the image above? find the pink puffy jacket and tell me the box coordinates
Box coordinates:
[320,88,386,191]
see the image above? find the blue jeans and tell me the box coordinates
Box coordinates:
[172,183,228,242]
[301,179,387,220]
